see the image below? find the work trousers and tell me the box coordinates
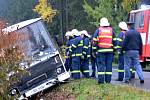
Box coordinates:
[71,56,81,79]
[96,52,114,83]
[65,58,71,71]
[118,53,124,81]
[118,54,135,81]
[81,58,90,78]
[124,50,144,81]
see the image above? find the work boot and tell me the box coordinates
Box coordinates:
[90,74,95,79]
[115,78,123,81]
[140,80,144,84]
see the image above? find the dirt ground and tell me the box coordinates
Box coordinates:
[42,91,75,100]
[34,87,76,100]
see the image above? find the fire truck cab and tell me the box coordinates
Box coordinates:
[4,18,70,99]
[129,7,150,68]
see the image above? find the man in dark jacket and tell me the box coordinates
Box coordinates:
[122,22,144,83]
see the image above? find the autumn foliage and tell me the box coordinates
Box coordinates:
[0,20,26,99]
[34,0,57,23]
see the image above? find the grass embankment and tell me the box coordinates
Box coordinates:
[43,79,150,100]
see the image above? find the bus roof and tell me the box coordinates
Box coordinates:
[3,18,41,32]
[130,8,150,13]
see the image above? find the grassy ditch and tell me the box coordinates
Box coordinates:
[41,79,150,100]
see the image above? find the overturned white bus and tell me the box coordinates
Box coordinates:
[3,18,70,99]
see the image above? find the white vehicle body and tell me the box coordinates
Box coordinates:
[4,18,70,99]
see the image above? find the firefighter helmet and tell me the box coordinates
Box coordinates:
[65,31,72,37]
[72,29,80,36]
[100,17,110,27]
[119,22,128,31]
[80,30,91,38]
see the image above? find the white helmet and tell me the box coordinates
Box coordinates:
[118,22,128,31]
[72,29,80,36]
[65,31,72,37]
[100,17,110,27]
[80,30,91,38]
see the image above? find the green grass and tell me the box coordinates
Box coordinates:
[50,79,150,100]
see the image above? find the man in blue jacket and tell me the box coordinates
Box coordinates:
[80,30,91,78]
[64,31,74,71]
[90,40,97,78]
[70,29,83,79]
[123,22,144,83]
[116,22,128,81]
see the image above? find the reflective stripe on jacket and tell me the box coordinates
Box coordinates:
[98,27,113,48]
[116,31,125,53]
[70,36,83,57]
[92,27,116,53]
[83,37,91,58]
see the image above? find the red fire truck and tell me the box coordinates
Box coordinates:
[129,7,150,68]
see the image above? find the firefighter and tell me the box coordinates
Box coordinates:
[116,22,128,81]
[64,31,74,71]
[80,30,91,78]
[70,29,83,79]
[123,22,144,83]
[93,17,116,84]
[90,37,97,78]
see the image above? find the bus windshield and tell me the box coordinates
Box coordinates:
[16,21,56,60]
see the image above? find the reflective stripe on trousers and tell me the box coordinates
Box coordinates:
[118,53,124,80]
[96,53,113,83]
[81,58,90,78]
[97,72,112,75]
[72,53,82,57]
[71,70,81,73]
[118,70,124,72]
[71,56,81,79]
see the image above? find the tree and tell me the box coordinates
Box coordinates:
[0,0,140,38]
[34,0,57,23]
[83,0,140,34]
[122,0,140,12]
[0,20,27,99]
[83,0,119,32]
[61,0,96,34]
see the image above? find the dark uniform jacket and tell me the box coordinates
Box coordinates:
[122,28,143,55]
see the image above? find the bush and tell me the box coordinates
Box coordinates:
[0,20,27,99]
